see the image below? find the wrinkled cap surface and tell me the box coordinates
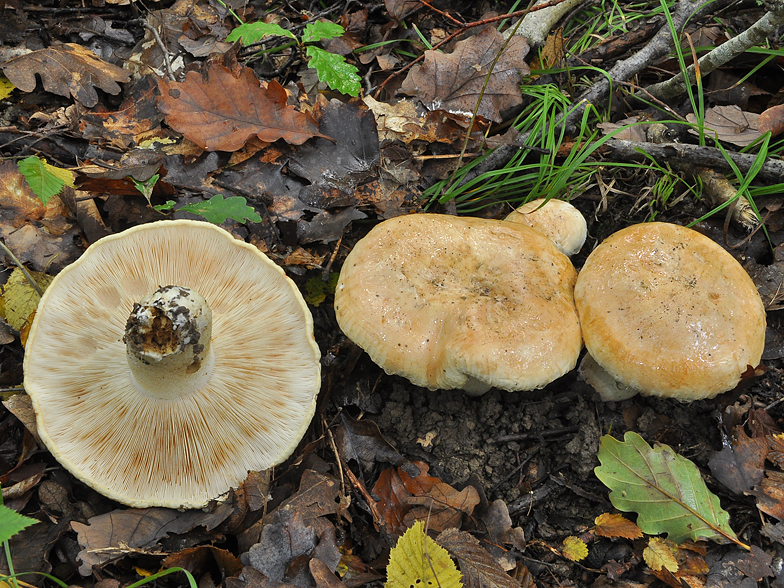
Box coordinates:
[24,220,321,508]
[334,214,582,394]
[574,222,766,400]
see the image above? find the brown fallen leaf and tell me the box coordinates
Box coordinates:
[400,27,530,123]
[162,545,243,578]
[2,42,130,108]
[157,64,330,151]
[594,512,644,539]
[708,426,767,494]
[751,470,784,520]
[686,105,762,146]
[436,527,521,588]
[72,504,234,575]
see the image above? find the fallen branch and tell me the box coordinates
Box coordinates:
[645,0,784,100]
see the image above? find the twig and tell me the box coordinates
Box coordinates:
[143,21,175,81]
[0,241,42,296]
[645,0,784,100]
[418,0,464,26]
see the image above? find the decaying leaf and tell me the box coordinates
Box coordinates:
[562,536,588,562]
[594,513,643,539]
[436,527,521,588]
[686,105,762,146]
[386,521,462,588]
[1,267,54,332]
[72,504,234,575]
[758,103,784,138]
[157,64,329,151]
[751,470,784,520]
[2,42,130,107]
[708,426,767,494]
[400,27,529,123]
[594,432,740,545]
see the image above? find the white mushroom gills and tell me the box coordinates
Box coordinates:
[124,285,215,400]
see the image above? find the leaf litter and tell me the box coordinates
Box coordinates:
[2,0,784,586]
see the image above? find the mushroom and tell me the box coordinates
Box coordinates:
[24,220,321,508]
[334,214,582,395]
[504,198,587,256]
[574,222,765,401]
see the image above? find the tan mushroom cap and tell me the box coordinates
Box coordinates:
[505,198,587,256]
[24,220,321,508]
[334,214,582,394]
[574,222,766,401]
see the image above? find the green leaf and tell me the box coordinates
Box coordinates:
[595,432,742,545]
[226,22,296,45]
[17,156,75,205]
[153,200,177,212]
[386,521,462,588]
[304,272,339,306]
[130,173,160,204]
[176,194,262,224]
[302,20,344,43]
[305,46,361,97]
[0,502,38,543]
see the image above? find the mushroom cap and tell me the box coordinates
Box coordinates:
[24,220,321,508]
[504,198,587,256]
[334,214,582,394]
[574,222,766,400]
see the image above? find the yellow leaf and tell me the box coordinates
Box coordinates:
[0,76,14,100]
[386,521,462,588]
[644,537,679,572]
[594,513,643,539]
[1,268,53,332]
[562,536,588,561]
[42,159,75,188]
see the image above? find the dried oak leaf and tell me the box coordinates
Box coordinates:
[400,27,529,123]
[157,64,329,151]
[436,527,521,588]
[708,426,767,494]
[686,105,761,146]
[2,43,130,108]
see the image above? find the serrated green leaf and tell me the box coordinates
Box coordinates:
[302,20,344,43]
[305,46,361,97]
[595,432,742,545]
[226,22,296,45]
[0,502,38,543]
[386,521,462,588]
[17,155,75,205]
[176,194,262,224]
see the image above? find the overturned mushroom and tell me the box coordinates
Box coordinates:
[334,214,582,394]
[24,220,321,508]
[574,222,765,401]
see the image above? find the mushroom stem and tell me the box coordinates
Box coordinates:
[124,285,215,400]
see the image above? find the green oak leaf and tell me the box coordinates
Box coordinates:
[176,194,262,224]
[595,432,742,545]
[305,46,361,97]
[227,22,296,45]
[302,20,345,43]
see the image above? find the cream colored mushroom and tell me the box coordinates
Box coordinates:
[574,222,766,401]
[505,198,587,256]
[334,214,582,395]
[24,220,321,508]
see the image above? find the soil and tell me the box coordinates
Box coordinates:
[317,192,784,580]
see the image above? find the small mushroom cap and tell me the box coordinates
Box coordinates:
[334,214,582,394]
[574,222,766,401]
[505,198,587,256]
[24,220,321,508]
